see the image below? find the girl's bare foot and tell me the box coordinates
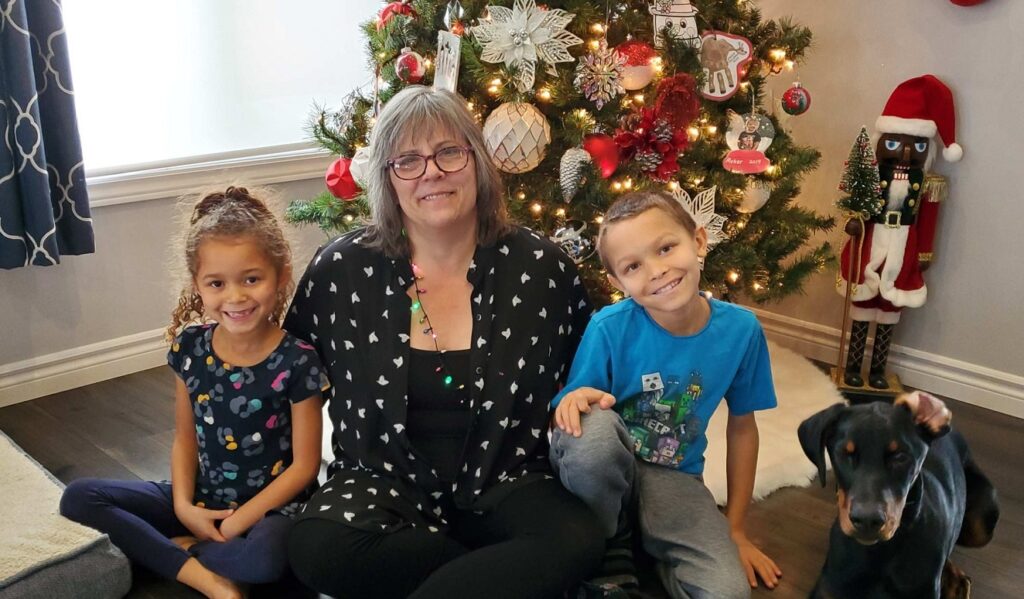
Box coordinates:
[176,558,245,599]
[171,535,200,551]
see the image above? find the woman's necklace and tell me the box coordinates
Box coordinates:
[410,262,464,389]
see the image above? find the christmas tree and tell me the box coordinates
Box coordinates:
[287,0,835,304]
[835,126,883,220]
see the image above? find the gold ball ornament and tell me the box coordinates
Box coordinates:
[482,102,552,174]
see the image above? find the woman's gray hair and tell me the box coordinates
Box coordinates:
[361,85,512,258]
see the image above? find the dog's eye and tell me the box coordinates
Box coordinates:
[889,452,910,466]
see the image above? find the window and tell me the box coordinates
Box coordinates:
[63,1,379,175]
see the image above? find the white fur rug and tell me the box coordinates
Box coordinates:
[0,432,106,584]
[703,341,844,505]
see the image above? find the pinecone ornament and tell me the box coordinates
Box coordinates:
[652,118,674,143]
[636,149,663,172]
[560,147,592,202]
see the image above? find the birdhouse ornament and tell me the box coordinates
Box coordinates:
[648,0,700,48]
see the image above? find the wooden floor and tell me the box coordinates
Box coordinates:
[1,366,1021,598]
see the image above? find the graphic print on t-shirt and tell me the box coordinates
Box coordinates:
[619,371,704,468]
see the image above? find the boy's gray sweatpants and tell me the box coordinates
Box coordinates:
[550,408,750,599]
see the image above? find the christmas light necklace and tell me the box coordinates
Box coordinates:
[410,262,464,389]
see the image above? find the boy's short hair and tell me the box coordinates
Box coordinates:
[597,191,698,275]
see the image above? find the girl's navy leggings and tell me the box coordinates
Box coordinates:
[60,478,292,584]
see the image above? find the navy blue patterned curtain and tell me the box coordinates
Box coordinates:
[1,0,93,268]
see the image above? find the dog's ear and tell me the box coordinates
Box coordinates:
[798,403,846,487]
[895,391,952,440]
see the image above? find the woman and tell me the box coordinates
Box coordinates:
[285,85,603,598]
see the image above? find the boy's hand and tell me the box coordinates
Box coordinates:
[731,530,781,589]
[895,390,952,436]
[554,387,615,437]
[174,502,232,543]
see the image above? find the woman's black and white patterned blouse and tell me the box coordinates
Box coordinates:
[284,226,591,532]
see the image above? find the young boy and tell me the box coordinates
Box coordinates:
[551,191,781,598]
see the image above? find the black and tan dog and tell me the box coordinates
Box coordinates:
[799,392,998,599]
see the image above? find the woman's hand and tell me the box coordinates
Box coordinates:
[174,502,232,543]
[731,529,781,589]
[554,387,615,437]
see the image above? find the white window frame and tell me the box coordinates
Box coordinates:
[86,144,334,208]
[62,1,379,207]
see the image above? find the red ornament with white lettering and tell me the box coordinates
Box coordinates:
[782,82,812,116]
[395,47,426,84]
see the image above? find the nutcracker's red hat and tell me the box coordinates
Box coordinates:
[875,74,963,162]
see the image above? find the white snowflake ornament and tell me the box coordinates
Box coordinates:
[471,0,583,92]
[670,185,728,263]
[574,38,626,109]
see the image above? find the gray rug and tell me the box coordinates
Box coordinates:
[0,431,130,598]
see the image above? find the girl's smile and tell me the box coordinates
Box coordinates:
[194,235,289,343]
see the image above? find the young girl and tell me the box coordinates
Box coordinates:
[60,186,326,599]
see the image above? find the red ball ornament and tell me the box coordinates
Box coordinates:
[615,40,658,91]
[950,0,987,5]
[325,157,361,200]
[781,83,811,116]
[395,47,426,84]
[582,134,620,179]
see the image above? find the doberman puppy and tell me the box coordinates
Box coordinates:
[798,392,999,599]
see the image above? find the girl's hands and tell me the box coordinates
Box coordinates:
[218,511,258,541]
[174,502,233,543]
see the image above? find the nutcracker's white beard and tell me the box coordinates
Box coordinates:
[887,178,910,210]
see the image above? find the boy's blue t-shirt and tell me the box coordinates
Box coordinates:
[553,295,777,475]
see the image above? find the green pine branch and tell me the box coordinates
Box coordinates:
[288,0,837,304]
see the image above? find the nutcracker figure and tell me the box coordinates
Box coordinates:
[837,75,962,389]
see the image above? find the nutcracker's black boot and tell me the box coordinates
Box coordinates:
[844,320,870,387]
[868,323,895,389]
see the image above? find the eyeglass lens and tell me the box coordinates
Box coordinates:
[392,147,470,180]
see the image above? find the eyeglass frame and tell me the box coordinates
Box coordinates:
[385,145,475,180]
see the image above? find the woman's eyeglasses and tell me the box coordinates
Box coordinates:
[387,146,473,180]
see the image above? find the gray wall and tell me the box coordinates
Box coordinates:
[0,179,330,366]
[1,1,1020,385]
[755,0,1022,375]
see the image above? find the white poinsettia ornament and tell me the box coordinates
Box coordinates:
[471,0,583,92]
[670,185,728,261]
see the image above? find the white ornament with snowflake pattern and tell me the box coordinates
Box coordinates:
[483,102,551,173]
[670,185,727,266]
[471,0,582,92]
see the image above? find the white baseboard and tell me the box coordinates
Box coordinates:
[2,314,1022,420]
[0,329,167,408]
[752,308,1024,419]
